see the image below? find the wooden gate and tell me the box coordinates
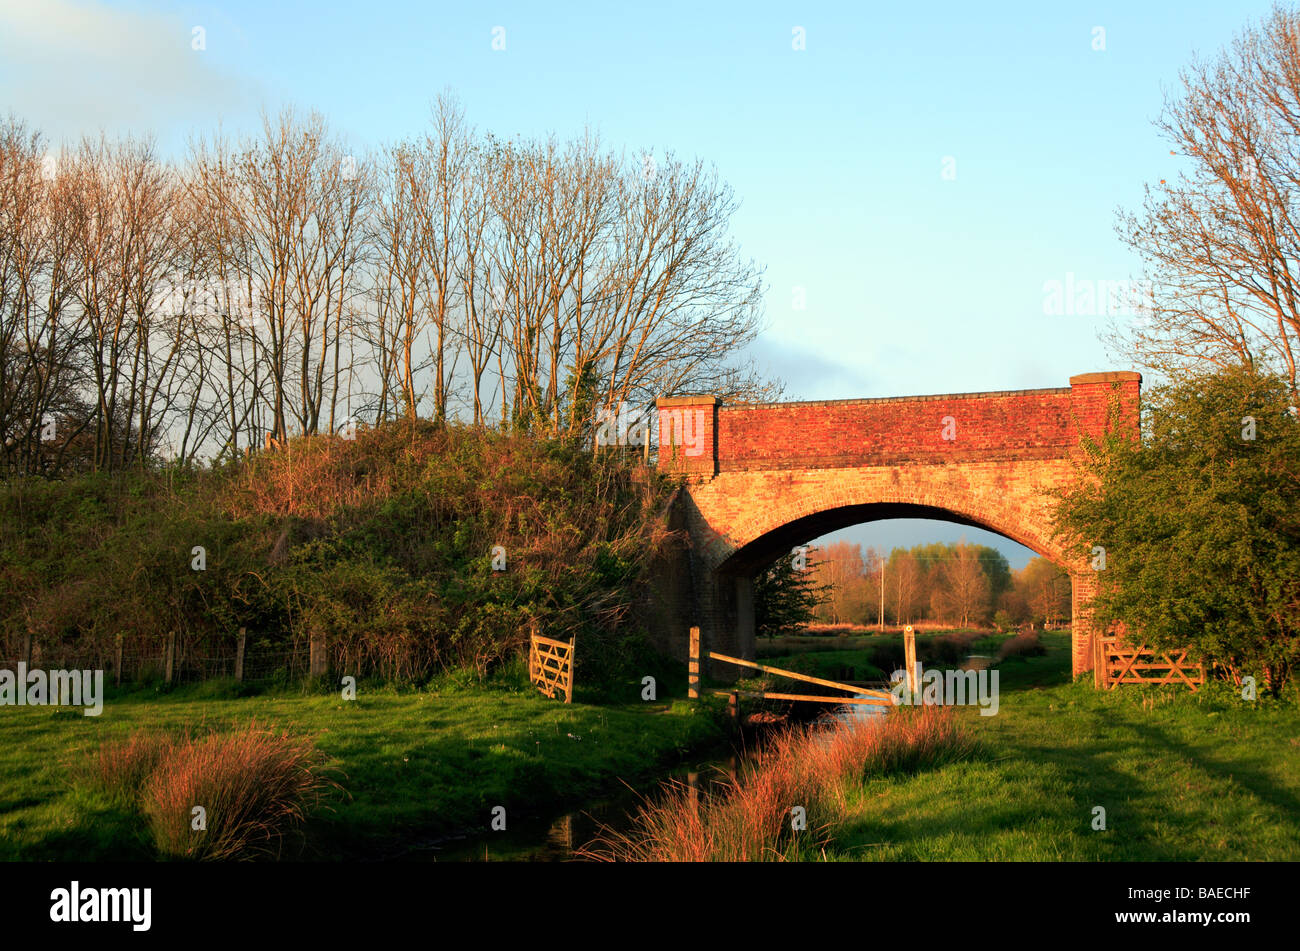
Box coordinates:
[529,631,574,703]
[687,626,893,710]
[1096,635,1204,691]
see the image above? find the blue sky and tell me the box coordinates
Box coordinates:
[0,0,1274,568]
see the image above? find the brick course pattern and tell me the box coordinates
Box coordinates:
[653,372,1141,681]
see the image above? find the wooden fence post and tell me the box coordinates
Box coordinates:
[164,631,176,685]
[528,618,538,686]
[235,627,246,682]
[903,624,918,696]
[728,691,738,725]
[688,626,700,699]
[309,629,327,679]
[114,634,123,687]
[564,636,575,704]
[1093,633,1103,689]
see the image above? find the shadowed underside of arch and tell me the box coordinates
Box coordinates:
[715,501,1062,578]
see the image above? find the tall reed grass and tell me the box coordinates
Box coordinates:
[83,730,178,804]
[583,704,975,862]
[84,722,339,860]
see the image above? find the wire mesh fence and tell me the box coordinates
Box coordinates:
[0,627,529,688]
[0,636,317,688]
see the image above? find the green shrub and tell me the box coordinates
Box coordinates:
[1,421,676,690]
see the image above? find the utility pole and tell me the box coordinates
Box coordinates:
[879,554,885,631]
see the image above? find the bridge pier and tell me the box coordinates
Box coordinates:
[686,566,754,681]
[1070,570,1099,680]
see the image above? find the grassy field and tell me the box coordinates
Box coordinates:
[765,631,1300,861]
[7,630,1297,862]
[0,668,725,861]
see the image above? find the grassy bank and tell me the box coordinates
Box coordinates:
[0,675,724,861]
[768,631,1300,861]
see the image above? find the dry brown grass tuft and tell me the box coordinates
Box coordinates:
[141,722,340,860]
[83,723,340,860]
[83,731,179,804]
[583,704,975,862]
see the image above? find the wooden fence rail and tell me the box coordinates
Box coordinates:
[529,630,574,703]
[1096,635,1205,691]
[703,650,895,704]
[687,626,893,719]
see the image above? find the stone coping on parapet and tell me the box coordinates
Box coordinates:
[714,386,1073,410]
[655,372,1141,411]
[656,395,721,407]
[1068,371,1143,385]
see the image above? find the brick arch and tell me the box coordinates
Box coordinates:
[714,497,1067,580]
[649,372,1141,680]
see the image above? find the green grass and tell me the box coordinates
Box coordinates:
[765,632,1300,861]
[0,677,725,861]
[11,630,1296,862]
[758,634,890,658]
[777,650,887,684]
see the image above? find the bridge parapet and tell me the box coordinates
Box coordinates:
[656,372,1140,475]
[656,395,719,478]
[1068,371,1142,444]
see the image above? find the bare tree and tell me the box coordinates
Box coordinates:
[3,95,782,469]
[0,119,88,475]
[936,542,990,628]
[176,136,258,461]
[811,540,868,624]
[890,550,921,624]
[414,95,471,424]
[64,135,186,470]
[457,136,503,425]
[1018,557,1070,628]
[1112,5,1300,399]
[370,139,429,422]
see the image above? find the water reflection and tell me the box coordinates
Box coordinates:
[829,693,892,727]
[415,755,740,862]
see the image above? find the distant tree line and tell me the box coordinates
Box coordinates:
[801,539,1069,630]
[0,96,776,477]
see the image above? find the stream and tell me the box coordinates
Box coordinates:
[408,688,894,862]
[404,749,744,862]
[416,653,993,860]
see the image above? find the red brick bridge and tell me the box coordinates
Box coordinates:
[645,371,1142,681]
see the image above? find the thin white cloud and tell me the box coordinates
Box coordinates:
[0,0,257,148]
[746,334,874,401]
